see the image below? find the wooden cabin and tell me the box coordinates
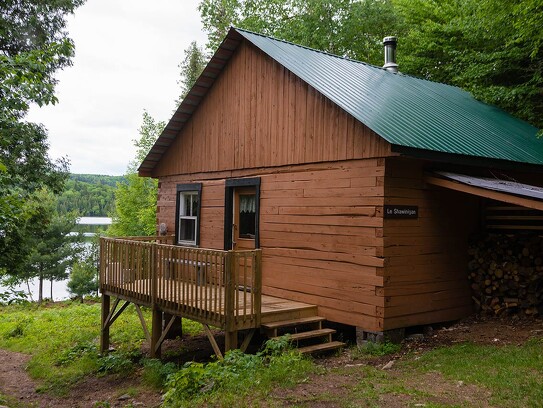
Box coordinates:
[100,28,543,356]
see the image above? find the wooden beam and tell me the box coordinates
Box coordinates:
[103,298,120,329]
[425,175,543,211]
[240,329,256,353]
[154,314,177,354]
[100,294,110,354]
[105,300,130,329]
[134,304,151,344]
[203,324,223,359]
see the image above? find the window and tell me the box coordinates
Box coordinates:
[239,194,256,238]
[176,184,202,246]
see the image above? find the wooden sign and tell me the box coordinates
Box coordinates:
[384,205,418,219]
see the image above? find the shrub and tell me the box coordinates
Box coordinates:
[67,261,98,302]
[162,337,313,407]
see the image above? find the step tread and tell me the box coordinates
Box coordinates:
[273,328,336,341]
[298,341,346,354]
[261,316,325,330]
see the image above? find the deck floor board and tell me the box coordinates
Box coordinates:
[102,278,316,327]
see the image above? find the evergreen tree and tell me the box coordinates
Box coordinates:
[3,189,83,302]
[176,41,207,105]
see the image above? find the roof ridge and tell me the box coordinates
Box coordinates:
[232,26,379,69]
[232,26,463,92]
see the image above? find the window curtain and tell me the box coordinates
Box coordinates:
[239,194,256,213]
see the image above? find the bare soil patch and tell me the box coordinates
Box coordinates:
[1,315,542,407]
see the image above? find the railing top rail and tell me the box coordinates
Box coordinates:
[101,236,173,242]
[100,237,260,256]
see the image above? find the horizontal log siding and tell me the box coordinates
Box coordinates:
[158,179,225,250]
[152,41,392,178]
[157,159,386,331]
[259,159,385,331]
[382,158,479,329]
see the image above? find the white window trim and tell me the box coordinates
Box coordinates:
[178,191,199,246]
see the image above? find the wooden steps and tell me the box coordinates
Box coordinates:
[262,315,344,355]
[298,341,346,355]
[274,328,335,342]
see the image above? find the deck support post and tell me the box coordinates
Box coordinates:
[151,308,162,358]
[225,330,238,352]
[100,294,110,354]
[163,313,182,339]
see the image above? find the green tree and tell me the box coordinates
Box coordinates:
[0,0,84,275]
[108,113,165,237]
[391,0,542,129]
[176,41,207,104]
[67,260,98,302]
[199,0,403,66]
[3,189,82,302]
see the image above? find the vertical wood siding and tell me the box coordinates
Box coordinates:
[382,158,478,329]
[152,41,391,178]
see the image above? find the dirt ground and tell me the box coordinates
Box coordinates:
[0,314,542,408]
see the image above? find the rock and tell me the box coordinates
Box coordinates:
[118,394,131,401]
[382,360,395,370]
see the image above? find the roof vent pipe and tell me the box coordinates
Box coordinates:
[383,36,398,73]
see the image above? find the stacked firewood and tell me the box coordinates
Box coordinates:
[468,234,543,316]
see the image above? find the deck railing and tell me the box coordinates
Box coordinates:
[99,237,262,330]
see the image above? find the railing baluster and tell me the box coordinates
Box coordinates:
[99,238,262,333]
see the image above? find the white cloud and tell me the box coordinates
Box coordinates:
[27,0,207,175]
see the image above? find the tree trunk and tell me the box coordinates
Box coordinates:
[25,279,34,302]
[38,272,43,304]
[50,279,53,300]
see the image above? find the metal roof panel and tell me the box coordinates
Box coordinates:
[138,27,543,175]
[236,28,543,165]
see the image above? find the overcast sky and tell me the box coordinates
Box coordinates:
[27,0,208,176]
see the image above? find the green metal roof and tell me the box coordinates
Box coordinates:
[236,28,543,166]
[139,28,543,175]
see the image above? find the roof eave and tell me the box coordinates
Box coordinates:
[392,145,543,174]
[137,27,244,177]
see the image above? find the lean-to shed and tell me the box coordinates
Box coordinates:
[131,28,543,345]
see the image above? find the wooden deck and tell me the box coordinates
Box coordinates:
[99,237,316,357]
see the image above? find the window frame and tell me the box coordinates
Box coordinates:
[175,183,202,246]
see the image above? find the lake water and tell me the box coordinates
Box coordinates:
[0,216,112,302]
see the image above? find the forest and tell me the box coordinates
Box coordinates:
[56,174,125,217]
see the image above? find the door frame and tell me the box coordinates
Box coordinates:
[224,177,261,250]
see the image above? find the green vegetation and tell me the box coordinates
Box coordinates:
[163,336,314,407]
[57,174,125,217]
[197,0,543,130]
[0,0,84,276]
[1,302,543,407]
[67,261,98,302]
[1,188,83,301]
[0,302,197,395]
[108,112,164,237]
[412,340,543,407]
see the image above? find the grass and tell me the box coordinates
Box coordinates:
[411,338,543,407]
[2,301,543,407]
[0,301,201,395]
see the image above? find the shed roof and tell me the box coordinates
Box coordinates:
[139,28,543,176]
